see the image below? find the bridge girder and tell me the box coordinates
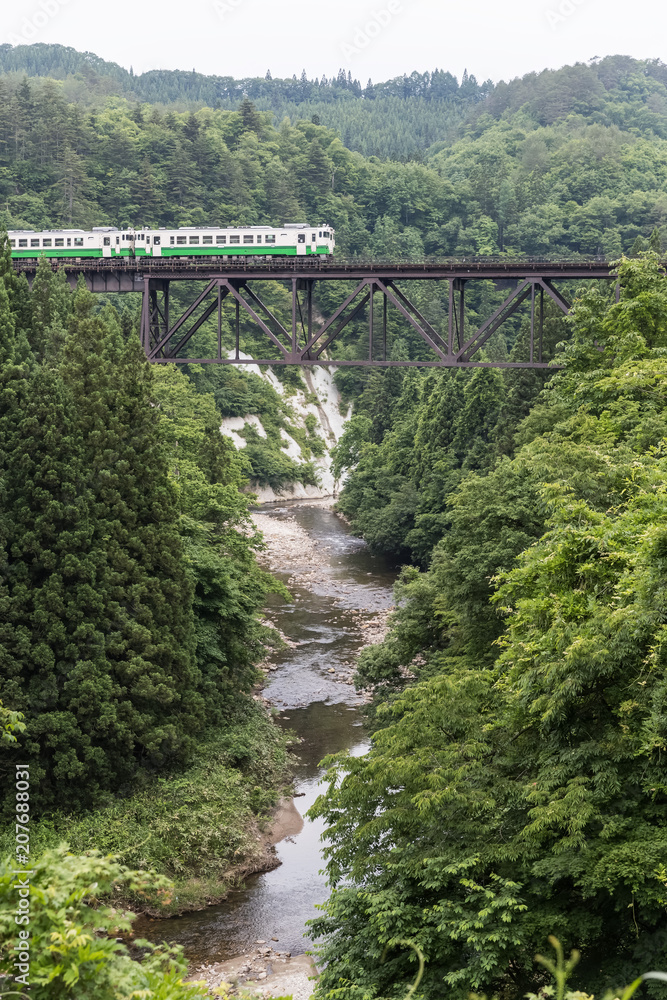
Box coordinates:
[12,258,619,368]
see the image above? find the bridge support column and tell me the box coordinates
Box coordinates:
[134,266,573,368]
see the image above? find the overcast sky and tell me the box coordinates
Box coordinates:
[1,0,665,86]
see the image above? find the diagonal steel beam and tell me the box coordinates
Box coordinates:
[374,279,448,361]
[148,280,217,359]
[385,281,449,353]
[541,279,571,313]
[299,279,370,357]
[457,280,533,361]
[221,280,289,358]
[241,282,292,348]
[167,293,228,358]
[305,292,371,360]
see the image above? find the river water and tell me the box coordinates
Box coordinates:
[137,501,396,966]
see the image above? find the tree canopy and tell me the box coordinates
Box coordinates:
[309,256,667,999]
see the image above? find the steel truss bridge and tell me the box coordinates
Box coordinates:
[13,258,620,369]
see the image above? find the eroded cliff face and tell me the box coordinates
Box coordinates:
[219,356,351,501]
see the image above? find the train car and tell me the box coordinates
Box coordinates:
[8,227,118,259]
[7,224,335,260]
[140,223,335,258]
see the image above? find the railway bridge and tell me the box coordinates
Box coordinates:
[12,257,621,369]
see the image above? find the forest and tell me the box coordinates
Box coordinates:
[1,50,667,255]
[316,254,667,999]
[1,43,667,1000]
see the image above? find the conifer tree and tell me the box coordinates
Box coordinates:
[0,233,32,358]
[0,362,109,809]
[29,256,72,361]
[0,278,204,813]
[58,284,204,783]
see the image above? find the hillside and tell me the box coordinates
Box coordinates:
[1,48,667,260]
[3,39,667,1000]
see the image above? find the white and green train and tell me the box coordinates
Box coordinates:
[8,223,335,260]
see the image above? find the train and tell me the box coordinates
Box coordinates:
[7,223,335,260]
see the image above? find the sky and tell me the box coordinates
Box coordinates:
[1,0,666,86]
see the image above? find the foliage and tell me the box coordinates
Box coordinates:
[0,273,205,813]
[0,699,25,745]
[151,363,287,702]
[0,846,216,999]
[0,704,292,912]
[308,258,667,1000]
[0,250,286,819]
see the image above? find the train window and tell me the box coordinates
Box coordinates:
[319,231,322,238]
[103,237,110,246]
[116,237,120,244]
[312,234,316,242]
[55,239,64,247]
[265,235,276,244]
[298,234,306,243]
[230,235,240,244]
[216,235,227,244]
[177,236,187,245]
[154,236,161,246]
[170,236,175,244]
[74,238,83,247]
[67,239,71,246]
[243,235,253,244]
[202,235,213,244]
[43,239,52,247]
[9,240,15,247]
[18,239,27,247]
[323,231,330,238]
[189,236,200,244]
[256,235,262,243]
[31,239,40,247]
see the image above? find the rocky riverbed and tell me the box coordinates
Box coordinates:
[253,499,393,700]
[188,947,317,1000]
[146,499,397,999]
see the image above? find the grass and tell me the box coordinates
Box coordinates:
[0,701,295,915]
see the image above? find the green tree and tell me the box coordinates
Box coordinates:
[309,258,667,999]
[0,846,213,999]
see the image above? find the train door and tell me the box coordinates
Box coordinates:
[297,232,307,256]
[103,236,111,258]
[152,235,162,257]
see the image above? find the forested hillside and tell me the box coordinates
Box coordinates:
[3,41,667,1000]
[311,258,667,999]
[2,48,667,259]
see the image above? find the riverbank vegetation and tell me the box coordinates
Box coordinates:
[310,254,667,999]
[0,242,293,930]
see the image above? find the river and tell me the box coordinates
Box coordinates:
[136,500,396,981]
